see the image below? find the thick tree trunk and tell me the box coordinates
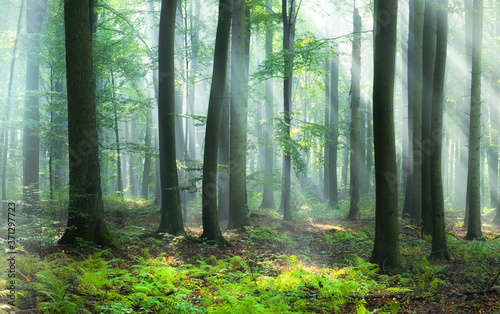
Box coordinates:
[430,0,450,260]
[371,0,401,268]
[347,7,361,221]
[411,0,424,225]
[228,0,250,229]
[201,0,232,244]
[59,0,115,247]
[156,0,186,236]
[421,0,437,235]
[465,0,483,240]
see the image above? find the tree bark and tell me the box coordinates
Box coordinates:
[260,0,276,209]
[156,0,186,236]
[201,0,232,244]
[347,7,361,221]
[59,0,115,247]
[411,0,424,225]
[328,56,339,205]
[228,0,250,229]
[465,0,483,240]
[430,0,450,260]
[142,110,153,199]
[371,0,401,269]
[23,0,46,214]
[421,0,437,235]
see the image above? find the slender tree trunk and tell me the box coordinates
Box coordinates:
[430,0,450,260]
[260,0,276,209]
[365,100,373,194]
[201,0,232,244]
[411,0,424,224]
[142,110,152,199]
[465,0,483,240]
[371,0,401,268]
[329,56,339,205]
[347,7,361,221]
[403,0,413,217]
[228,0,250,229]
[282,0,295,221]
[156,0,186,236]
[421,0,437,235]
[324,59,330,200]
[111,69,123,196]
[59,0,115,247]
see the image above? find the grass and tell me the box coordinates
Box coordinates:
[0,194,499,313]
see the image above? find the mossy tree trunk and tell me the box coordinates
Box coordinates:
[59,0,115,247]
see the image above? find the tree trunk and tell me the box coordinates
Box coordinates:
[156,0,186,236]
[142,110,153,199]
[59,0,115,247]
[259,0,276,209]
[201,0,232,244]
[421,0,437,235]
[347,7,361,221]
[430,0,450,260]
[23,0,46,214]
[218,70,230,221]
[324,59,330,200]
[228,0,250,229]
[282,0,295,221]
[465,0,483,240]
[328,56,339,205]
[411,0,424,224]
[402,0,413,217]
[371,0,401,269]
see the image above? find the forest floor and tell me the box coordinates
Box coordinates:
[2,196,500,313]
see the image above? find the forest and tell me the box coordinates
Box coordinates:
[1,0,500,312]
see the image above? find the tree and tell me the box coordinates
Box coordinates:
[23,0,46,214]
[259,0,276,209]
[201,0,233,243]
[58,0,114,247]
[371,0,401,268]
[430,0,450,260]
[465,0,483,240]
[328,56,339,205]
[156,0,186,236]
[421,0,437,235]
[347,7,361,221]
[228,0,250,229]
[281,0,296,221]
[411,0,424,224]
[141,110,153,199]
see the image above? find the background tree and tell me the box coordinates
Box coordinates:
[465,0,484,240]
[347,6,361,221]
[371,0,401,268]
[23,0,46,214]
[58,0,114,247]
[229,0,250,229]
[328,55,339,205]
